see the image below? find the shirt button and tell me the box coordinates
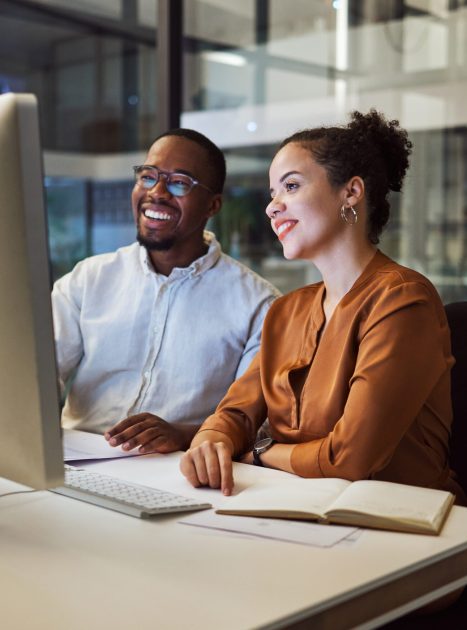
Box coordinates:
[144,371,151,379]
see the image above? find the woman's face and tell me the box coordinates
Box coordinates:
[267,142,347,261]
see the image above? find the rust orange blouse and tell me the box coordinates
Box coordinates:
[198,251,465,502]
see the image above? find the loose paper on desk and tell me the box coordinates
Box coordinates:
[179,509,358,548]
[63,428,140,463]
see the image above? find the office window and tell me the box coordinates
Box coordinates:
[182,0,467,300]
[0,0,157,279]
[2,0,467,300]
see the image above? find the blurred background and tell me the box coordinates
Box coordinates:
[1,0,467,299]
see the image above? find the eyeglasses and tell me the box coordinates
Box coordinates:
[133,165,214,197]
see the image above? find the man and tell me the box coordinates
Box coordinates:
[52,128,280,454]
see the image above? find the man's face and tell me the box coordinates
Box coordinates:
[132,136,221,252]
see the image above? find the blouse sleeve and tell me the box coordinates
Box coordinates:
[290,282,452,480]
[196,352,267,454]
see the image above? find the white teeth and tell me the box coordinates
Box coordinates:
[144,209,171,220]
[277,221,295,235]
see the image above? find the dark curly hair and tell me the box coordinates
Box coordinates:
[279,110,413,244]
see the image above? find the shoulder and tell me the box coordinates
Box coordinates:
[79,243,139,272]
[263,282,323,328]
[351,253,446,326]
[375,255,435,287]
[54,243,139,290]
[365,255,441,304]
[215,253,282,300]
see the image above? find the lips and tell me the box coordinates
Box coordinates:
[274,219,298,241]
[144,209,171,221]
[139,202,178,230]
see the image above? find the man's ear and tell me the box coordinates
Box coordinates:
[344,176,365,207]
[207,194,223,218]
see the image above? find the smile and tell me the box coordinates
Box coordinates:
[276,220,298,241]
[144,209,172,220]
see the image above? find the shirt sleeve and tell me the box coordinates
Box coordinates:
[51,269,85,391]
[291,282,452,480]
[234,293,278,379]
[197,352,267,454]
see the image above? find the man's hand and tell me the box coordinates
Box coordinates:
[180,440,234,496]
[104,413,196,454]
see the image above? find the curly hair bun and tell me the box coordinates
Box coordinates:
[348,109,412,193]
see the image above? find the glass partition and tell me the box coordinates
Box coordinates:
[0,0,157,279]
[1,0,467,300]
[182,0,467,300]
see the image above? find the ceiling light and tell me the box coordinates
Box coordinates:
[202,51,247,67]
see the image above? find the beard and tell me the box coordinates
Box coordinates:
[136,211,176,251]
[136,230,175,251]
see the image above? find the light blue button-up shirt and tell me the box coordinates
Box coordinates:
[52,232,280,434]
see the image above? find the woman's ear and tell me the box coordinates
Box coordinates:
[344,176,365,207]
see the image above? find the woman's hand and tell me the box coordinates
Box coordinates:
[180,439,234,496]
[239,450,254,465]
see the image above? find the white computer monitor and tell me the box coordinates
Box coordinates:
[0,92,63,489]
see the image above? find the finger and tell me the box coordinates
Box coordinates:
[120,428,159,451]
[111,425,146,449]
[190,447,210,487]
[139,433,176,454]
[180,451,202,488]
[110,418,162,448]
[203,447,222,489]
[104,414,148,441]
[217,444,234,495]
[137,431,169,454]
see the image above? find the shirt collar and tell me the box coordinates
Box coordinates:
[138,230,222,278]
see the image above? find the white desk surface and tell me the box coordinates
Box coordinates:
[1,453,467,630]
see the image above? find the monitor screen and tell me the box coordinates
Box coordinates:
[0,92,63,489]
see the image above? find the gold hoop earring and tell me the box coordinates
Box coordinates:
[340,205,358,225]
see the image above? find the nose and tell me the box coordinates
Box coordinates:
[146,174,172,198]
[266,199,283,220]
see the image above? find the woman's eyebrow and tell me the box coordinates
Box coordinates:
[280,170,301,183]
[270,170,302,195]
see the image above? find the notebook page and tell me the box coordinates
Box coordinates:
[326,480,453,528]
[218,477,351,517]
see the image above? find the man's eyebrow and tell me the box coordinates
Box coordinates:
[143,165,195,177]
[171,168,195,176]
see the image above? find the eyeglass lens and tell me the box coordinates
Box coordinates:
[134,166,194,197]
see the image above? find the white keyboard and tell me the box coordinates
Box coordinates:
[50,466,211,518]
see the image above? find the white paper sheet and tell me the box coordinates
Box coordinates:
[179,509,359,548]
[63,429,140,462]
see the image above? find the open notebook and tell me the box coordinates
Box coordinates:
[216,478,455,535]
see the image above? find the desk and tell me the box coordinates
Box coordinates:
[1,454,467,630]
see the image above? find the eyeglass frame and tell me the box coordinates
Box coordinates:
[133,164,215,197]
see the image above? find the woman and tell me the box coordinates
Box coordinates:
[180,110,465,505]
